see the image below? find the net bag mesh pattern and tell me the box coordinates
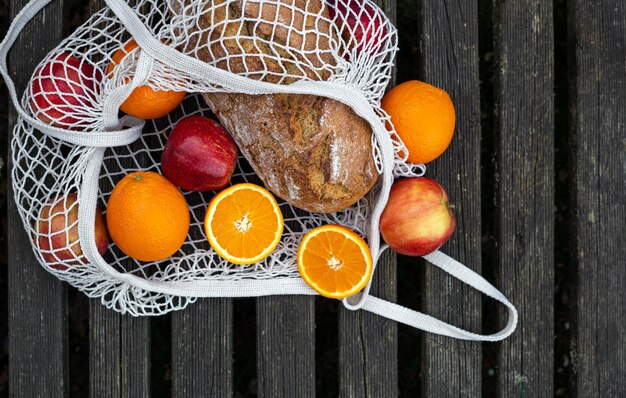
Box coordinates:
[11,0,427,315]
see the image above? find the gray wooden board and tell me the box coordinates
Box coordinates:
[494,0,555,396]
[7,0,69,396]
[338,0,398,396]
[86,2,152,397]
[89,304,151,398]
[339,250,397,397]
[253,164,314,397]
[170,192,233,397]
[165,92,234,396]
[256,295,315,397]
[570,0,626,396]
[89,171,151,398]
[172,299,233,398]
[419,0,483,396]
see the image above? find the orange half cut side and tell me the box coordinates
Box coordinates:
[297,224,373,299]
[204,183,283,265]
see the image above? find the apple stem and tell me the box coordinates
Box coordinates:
[162,130,169,140]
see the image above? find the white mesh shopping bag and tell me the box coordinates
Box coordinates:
[0,0,517,340]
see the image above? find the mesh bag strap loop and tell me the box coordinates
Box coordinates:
[361,250,518,341]
[0,0,145,146]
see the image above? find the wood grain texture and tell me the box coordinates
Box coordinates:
[494,1,554,396]
[172,299,233,397]
[7,0,69,396]
[89,302,151,397]
[570,1,626,396]
[419,0,483,396]
[85,2,151,397]
[337,1,397,395]
[256,295,315,397]
[339,250,397,398]
[165,94,234,396]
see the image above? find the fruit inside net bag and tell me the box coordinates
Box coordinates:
[0,0,409,313]
[0,0,518,341]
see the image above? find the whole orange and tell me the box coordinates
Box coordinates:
[381,80,456,164]
[107,40,186,119]
[106,171,190,262]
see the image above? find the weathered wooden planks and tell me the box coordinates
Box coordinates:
[167,109,233,396]
[85,2,152,397]
[337,0,398,395]
[7,0,69,396]
[339,250,397,397]
[419,0,483,396]
[256,296,315,397]
[172,299,233,397]
[89,304,151,397]
[494,1,554,396]
[570,1,626,396]
[6,0,626,396]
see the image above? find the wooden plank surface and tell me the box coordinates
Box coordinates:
[494,1,554,396]
[256,296,315,397]
[89,304,151,397]
[339,250,397,397]
[86,2,151,397]
[168,118,233,396]
[419,0,483,396]
[172,299,233,397]
[5,0,626,397]
[7,0,69,396]
[338,0,397,396]
[570,1,626,396]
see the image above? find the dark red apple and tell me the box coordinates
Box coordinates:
[380,177,456,257]
[328,0,386,56]
[35,193,109,270]
[28,53,103,130]
[161,115,238,191]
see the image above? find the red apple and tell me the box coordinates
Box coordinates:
[28,53,103,130]
[161,115,238,191]
[380,177,455,256]
[328,0,386,56]
[35,193,109,269]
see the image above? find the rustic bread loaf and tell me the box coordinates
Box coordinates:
[176,0,379,212]
[203,92,378,212]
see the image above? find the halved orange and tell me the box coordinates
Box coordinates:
[204,183,283,265]
[297,225,373,299]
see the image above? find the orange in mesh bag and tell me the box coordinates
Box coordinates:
[0,0,516,341]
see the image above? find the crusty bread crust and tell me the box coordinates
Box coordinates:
[203,92,378,212]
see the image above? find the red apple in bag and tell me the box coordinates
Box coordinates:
[29,53,103,130]
[35,193,109,269]
[161,115,238,191]
[380,177,455,257]
[327,0,387,56]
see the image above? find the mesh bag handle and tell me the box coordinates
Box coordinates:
[362,249,518,341]
[0,0,518,341]
[0,0,144,147]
